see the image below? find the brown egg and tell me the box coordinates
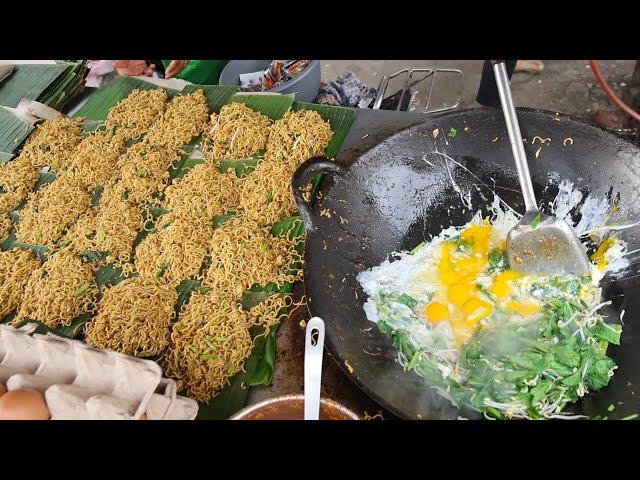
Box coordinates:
[0,383,6,397]
[0,389,50,420]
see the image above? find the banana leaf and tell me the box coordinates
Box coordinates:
[213,212,236,229]
[219,155,262,177]
[0,63,70,108]
[250,326,278,387]
[82,120,103,133]
[38,64,83,109]
[241,285,278,311]
[0,170,60,247]
[52,65,89,112]
[145,203,168,219]
[171,157,205,180]
[0,152,13,163]
[291,101,355,159]
[74,77,236,120]
[73,77,175,120]
[272,214,305,240]
[0,107,33,154]
[89,186,103,206]
[228,93,294,120]
[182,84,236,112]
[83,251,109,262]
[176,278,203,314]
[95,264,127,287]
[40,63,88,111]
[11,312,91,339]
[0,231,49,261]
[169,276,281,419]
[196,324,278,420]
[35,171,56,190]
[167,136,203,182]
[0,87,354,419]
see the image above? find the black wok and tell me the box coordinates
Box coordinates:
[292,108,640,420]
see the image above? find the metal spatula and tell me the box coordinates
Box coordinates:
[493,60,591,276]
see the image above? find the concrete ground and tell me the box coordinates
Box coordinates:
[321,60,637,119]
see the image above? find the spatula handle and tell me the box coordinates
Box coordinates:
[493,61,538,212]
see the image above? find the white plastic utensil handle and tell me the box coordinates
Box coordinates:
[304,316,325,420]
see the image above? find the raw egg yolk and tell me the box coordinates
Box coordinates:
[439,265,462,285]
[426,302,449,323]
[438,244,462,285]
[455,256,485,280]
[431,223,500,349]
[506,300,540,317]
[462,297,493,323]
[490,270,523,299]
[448,283,471,306]
[460,222,492,256]
[591,237,615,271]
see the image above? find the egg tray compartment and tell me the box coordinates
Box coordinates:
[0,323,198,420]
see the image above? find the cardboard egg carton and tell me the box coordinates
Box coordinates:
[0,323,198,420]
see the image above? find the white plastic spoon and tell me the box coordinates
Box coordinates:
[304,317,325,420]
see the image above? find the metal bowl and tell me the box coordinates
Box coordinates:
[229,394,360,420]
[219,60,321,103]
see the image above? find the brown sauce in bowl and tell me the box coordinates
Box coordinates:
[231,395,359,420]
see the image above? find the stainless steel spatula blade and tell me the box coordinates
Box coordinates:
[493,61,591,276]
[506,211,591,275]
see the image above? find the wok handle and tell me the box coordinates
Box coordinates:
[292,156,348,231]
[492,60,538,212]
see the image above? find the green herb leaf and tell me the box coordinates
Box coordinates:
[447,127,457,138]
[213,212,236,229]
[591,321,622,345]
[456,237,475,254]
[157,264,169,278]
[159,220,174,231]
[219,156,260,178]
[553,345,581,368]
[410,242,425,254]
[487,248,509,273]
[530,213,542,229]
